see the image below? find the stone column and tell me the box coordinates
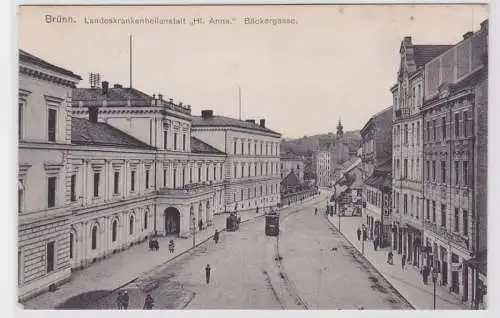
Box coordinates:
[179,205,190,238]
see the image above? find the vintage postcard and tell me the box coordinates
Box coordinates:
[16,3,488,311]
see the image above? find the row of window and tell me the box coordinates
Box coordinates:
[394,158,421,181]
[424,160,469,187]
[233,161,279,179]
[164,164,224,188]
[393,82,423,111]
[425,111,471,142]
[163,130,187,151]
[234,183,279,202]
[394,121,421,147]
[425,200,470,236]
[233,139,279,156]
[394,192,421,220]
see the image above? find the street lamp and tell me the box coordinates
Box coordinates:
[432,268,438,310]
[192,216,196,247]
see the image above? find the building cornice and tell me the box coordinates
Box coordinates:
[19,63,79,88]
[192,125,281,139]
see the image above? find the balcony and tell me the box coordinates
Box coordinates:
[423,219,470,251]
[394,107,410,120]
[158,182,216,197]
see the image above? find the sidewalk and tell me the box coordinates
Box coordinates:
[23,196,320,309]
[326,214,469,310]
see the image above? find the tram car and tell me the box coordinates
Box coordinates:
[265,212,280,236]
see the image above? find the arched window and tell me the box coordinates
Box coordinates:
[91,225,98,250]
[144,211,148,230]
[112,220,117,242]
[129,215,134,235]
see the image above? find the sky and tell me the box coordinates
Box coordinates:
[18,4,488,138]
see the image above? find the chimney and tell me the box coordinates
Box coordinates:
[88,106,98,123]
[403,36,412,45]
[158,94,163,101]
[201,110,214,119]
[113,84,123,88]
[101,81,109,95]
[259,119,266,128]
[463,31,474,40]
[245,119,256,124]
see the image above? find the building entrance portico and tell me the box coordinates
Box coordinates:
[165,207,181,235]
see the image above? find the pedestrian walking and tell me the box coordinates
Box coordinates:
[387,251,394,264]
[315,207,318,215]
[168,239,175,253]
[205,264,211,284]
[116,291,123,309]
[122,291,129,309]
[143,294,154,310]
[198,219,203,231]
[213,230,219,244]
[401,253,406,270]
[374,237,379,251]
[357,228,361,241]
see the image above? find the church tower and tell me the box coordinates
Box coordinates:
[336,118,344,141]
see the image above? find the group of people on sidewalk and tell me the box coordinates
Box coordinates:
[116,291,155,310]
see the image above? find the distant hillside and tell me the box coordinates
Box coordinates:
[281,130,362,155]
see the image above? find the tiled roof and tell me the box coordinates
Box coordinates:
[365,173,392,190]
[19,49,82,79]
[190,137,226,155]
[192,115,280,136]
[71,117,155,149]
[72,87,152,104]
[413,45,453,67]
[281,172,300,187]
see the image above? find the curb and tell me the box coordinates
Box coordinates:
[325,216,417,310]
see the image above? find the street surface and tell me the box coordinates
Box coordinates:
[57,197,412,309]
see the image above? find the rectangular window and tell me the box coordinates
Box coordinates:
[403,159,408,179]
[220,166,223,179]
[454,208,459,232]
[432,201,436,222]
[432,119,436,141]
[442,117,446,139]
[131,171,136,192]
[426,160,430,181]
[234,141,237,154]
[48,108,57,142]
[411,123,415,146]
[403,194,408,215]
[426,121,430,142]
[248,143,251,154]
[441,204,446,227]
[163,131,168,149]
[426,199,430,219]
[455,161,459,185]
[455,113,460,137]
[163,169,167,187]
[173,133,178,150]
[416,122,420,145]
[432,161,436,182]
[113,171,119,194]
[254,143,257,154]
[199,167,202,181]
[214,166,217,180]
[410,159,414,179]
[145,169,150,189]
[416,159,420,181]
[182,169,185,186]
[463,209,469,236]
[416,198,420,219]
[47,176,56,208]
[46,241,55,273]
[463,111,468,137]
[206,167,209,181]
[18,103,23,140]
[463,161,468,186]
[93,172,100,197]
[241,164,244,177]
[70,174,76,202]
[234,165,237,178]
[241,141,244,154]
[183,134,186,151]
[441,161,446,184]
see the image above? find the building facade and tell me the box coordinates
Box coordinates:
[360,106,393,246]
[390,38,453,268]
[421,22,488,306]
[192,112,282,213]
[18,50,82,300]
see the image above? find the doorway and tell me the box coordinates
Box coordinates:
[165,207,180,235]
